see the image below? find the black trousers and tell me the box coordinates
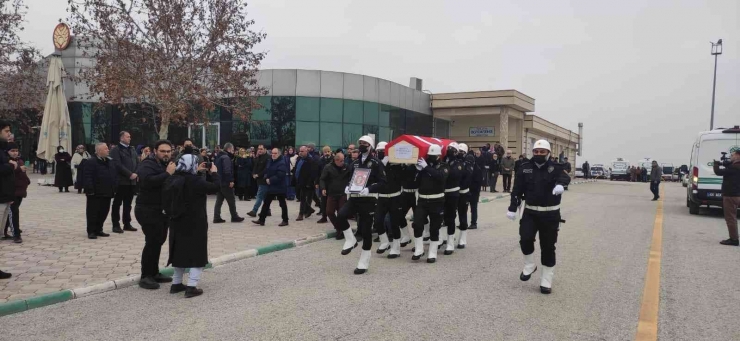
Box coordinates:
[259,193,289,222]
[444,193,459,235]
[399,191,417,228]
[374,196,403,240]
[135,206,168,278]
[457,193,470,230]
[214,185,239,219]
[86,196,112,234]
[489,172,499,192]
[337,198,376,250]
[413,199,443,241]
[519,211,560,267]
[320,193,327,218]
[650,181,660,198]
[469,192,480,224]
[3,197,22,237]
[502,174,512,191]
[112,185,136,226]
[299,186,315,215]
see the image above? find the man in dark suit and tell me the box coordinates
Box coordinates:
[109,131,139,233]
[295,145,318,221]
[84,143,119,239]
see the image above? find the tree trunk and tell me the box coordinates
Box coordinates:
[158,118,170,140]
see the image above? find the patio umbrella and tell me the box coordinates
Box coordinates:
[36,56,71,161]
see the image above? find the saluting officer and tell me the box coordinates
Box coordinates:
[398,162,418,247]
[411,144,448,263]
[453,143,474,251]
[336,135,386,274]
[507,140,570,294]
[441,142,462,254]
[373,142,405,259]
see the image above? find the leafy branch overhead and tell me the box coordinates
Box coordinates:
[66,0,268,139]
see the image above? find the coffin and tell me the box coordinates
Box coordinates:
[385,135,454,164]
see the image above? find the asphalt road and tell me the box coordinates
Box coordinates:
[1,180,737,341]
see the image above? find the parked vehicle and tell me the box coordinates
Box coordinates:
[610,158,630,181]
[661,163,675,182]
[687,125,740,215]
[590,164,609,179]
[575,167,584,178]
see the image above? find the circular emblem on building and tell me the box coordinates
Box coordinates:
[53,23,72,50]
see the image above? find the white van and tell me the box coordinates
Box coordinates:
[610,158,630,181]
[687,126,740,214]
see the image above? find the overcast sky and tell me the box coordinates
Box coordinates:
[20,0,739,166]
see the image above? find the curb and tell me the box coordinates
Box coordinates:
[0,229,338,317]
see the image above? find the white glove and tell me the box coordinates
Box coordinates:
[506,211,517,221]
[344,186,350,195]
[360,188,370,196]
[417,158,428,169]
[552,185,564,196]
[382,156,389,166]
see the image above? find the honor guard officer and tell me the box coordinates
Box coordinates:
[453,143,474,251]
[442,142,462,253]
[373,142,405,259]
[398,158,419,247]
[506,140,570,294]
[336,135,386,274]
[412,144,448,263]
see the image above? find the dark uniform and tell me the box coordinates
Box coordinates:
[457,154,474,231]
[443,152,462,237]
[374,160,404,249]
[509,159,570,268]
[562,159,572,190]
[337,153,386,251]
[412,158,448,258]
[399,164,418,245]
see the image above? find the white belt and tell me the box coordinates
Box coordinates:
[350,193,378,198]
[403,188,417,193]
[459,189,469,194]
[444,187,460,193]
[378,190,402,198]
[419,193,444,199]
[525,204,560,212]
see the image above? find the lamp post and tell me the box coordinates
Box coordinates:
[710,39,722,130]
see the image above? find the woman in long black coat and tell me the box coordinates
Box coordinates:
[54,146,74,192]
[235,148,253,200]
[167,154,220,298]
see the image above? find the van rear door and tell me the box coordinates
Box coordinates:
[697,137,738,191]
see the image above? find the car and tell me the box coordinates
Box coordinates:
[610,158,630,181]
[687,125,740,215]
[575,167,584,178]
[590,165,608,179]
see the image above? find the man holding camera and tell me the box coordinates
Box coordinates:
[713,150,740,246]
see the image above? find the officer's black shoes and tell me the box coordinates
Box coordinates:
[154,273,173,283]
[213,218,226,224]
[427,241,439,263]
[540,286,552,294]
[388,239,401,259]
[427,257,436,263]
[342,243,358,255]
[123,224,138,231]
[184,286,203,298]
[457,244,466,249]
[540,266,554,294]
[278,221,289,227]
[520,267,537,281]
[651,198,658,201]
[138,277,160,290]
[468,223,478,230]
[112,227,124,234]
[387,253,399,259]
[412,253,425,261]
[720,238,739,246]
[400,239,411,247]
[342,229,358,255]
[96,232,110,237]
[231,216,245,223]
[0,270,11,279]
[252,220,265,226]
[354,268,367,275]
[423,237,430,242]
[170,283,187,294]
[335,233,344,240]
[355,250,371,274]
[376,246,390,254]
[88,233,97,239]
[443,250,454,255]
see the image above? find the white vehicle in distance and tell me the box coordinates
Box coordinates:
[661,163,676,182]
[687,125,740,215]
[590,164,609,179]
[575,167,584,178]
[610,158,630,181]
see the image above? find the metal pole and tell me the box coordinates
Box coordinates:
[710,53,718,130]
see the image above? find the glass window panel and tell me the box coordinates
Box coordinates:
[231,120,251,148]
[320,122,343,148]
[295,121,319,147]
[167,124,189,146]
[343,99,363,124]
[342,123,362,148]
[363,124,379,140]
[120,104,159,146]
[434,119,450,138]
[389,107,405,133]
[251,96,272,121]
[271,96,296,123]
[296,96,320,121]
[363,102,379,125]
[379,127,391,143]
[91,104,111,144]
[250,120,273,148]
[379,104,391,127]
[320,98,342,122]
[272,121,296,150]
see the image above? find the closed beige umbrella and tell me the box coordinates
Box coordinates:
[36,56,71,161]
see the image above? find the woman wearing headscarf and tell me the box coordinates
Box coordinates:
[235,148,252,201]
[54,146,74,192]
[71,145,91,194]
[167,154,220,298]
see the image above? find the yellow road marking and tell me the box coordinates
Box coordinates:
[635,185,665,341]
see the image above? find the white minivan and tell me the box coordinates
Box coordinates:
[687,126,740,214]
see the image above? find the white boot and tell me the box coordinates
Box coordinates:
[388,239,401,259]
[427,241,439,263]
[440,229,448,246]
[423,224,430,243]
[341,229,358,255]
[376,233,390,254]
[412,237,425,260]
[399,227,412,246]
[520,254,537,281]
[354,250,372,275]
[443,235,455,255]
[458,231,468,249]
[540,266,554,294]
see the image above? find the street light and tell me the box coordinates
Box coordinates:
[710,39,722,130]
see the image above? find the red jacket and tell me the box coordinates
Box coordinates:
[11,158,30,198]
